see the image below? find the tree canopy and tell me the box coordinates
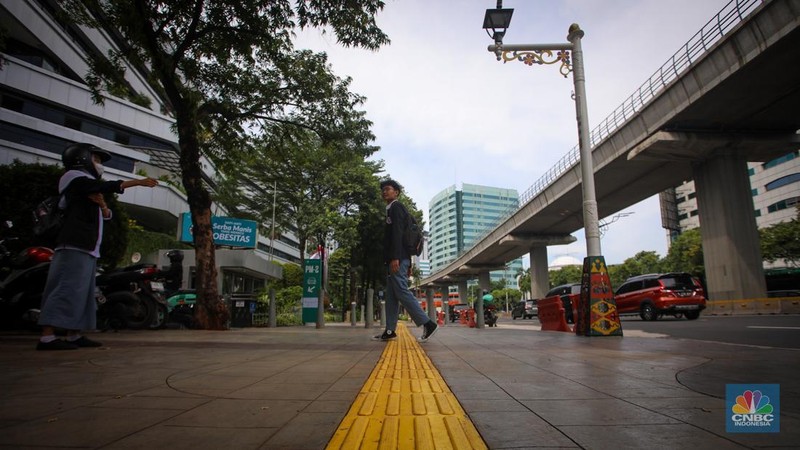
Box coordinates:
[63,0,390,328]
[760,211,800,268]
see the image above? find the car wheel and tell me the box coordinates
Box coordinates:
[684,310,700,320]
[640,303,658,321]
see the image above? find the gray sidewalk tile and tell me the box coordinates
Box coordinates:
[469,410,579,448]
[165,398,310,428]
[1,320,798,449]
[104,425,278,450]
[260,412,346,449]
[0,406,180,448]
[561,423,747,450]
[519,398,682,426]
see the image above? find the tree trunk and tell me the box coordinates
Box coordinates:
[176,109,229,330]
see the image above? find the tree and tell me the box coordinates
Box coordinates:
[662,228,704,277]
[549,265,583,288]
[517,268,531,298]
[615,251,663,282]
[218,129,382,263]
[760,215,800,268]
[63,0,389,329]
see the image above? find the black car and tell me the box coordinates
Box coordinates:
[544,283,581,324]
[511,299,537,319]
[449,303,469,322]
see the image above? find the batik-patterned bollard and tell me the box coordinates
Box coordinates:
[576,256,622,336]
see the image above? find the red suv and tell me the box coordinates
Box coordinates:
[614,273,706,321]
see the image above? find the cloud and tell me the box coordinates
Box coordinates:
[294,0,730,264]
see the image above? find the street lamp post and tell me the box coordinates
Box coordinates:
[483,3,621,337]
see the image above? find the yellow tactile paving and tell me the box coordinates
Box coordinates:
[327,323,487,450]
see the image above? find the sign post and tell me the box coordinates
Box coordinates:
[302,259,321,324]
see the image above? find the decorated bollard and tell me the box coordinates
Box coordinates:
[576,256,622,336]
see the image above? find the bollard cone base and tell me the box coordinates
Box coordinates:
[575,256,623,337]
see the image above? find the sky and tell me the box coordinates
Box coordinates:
[294,0,731,267]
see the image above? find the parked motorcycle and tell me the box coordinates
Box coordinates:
[95,261,167,330]
[155,250,196,329]
[484,304,498,327]
[482,293,498,327]
[0,221,52,329]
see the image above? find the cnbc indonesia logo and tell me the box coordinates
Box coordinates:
[726,384,780,433]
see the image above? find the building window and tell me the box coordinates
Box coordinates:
[765,173,800,191]
[748,167,755,176]
[751,188,758,196]
[690,210,699,217]
[688,192,696,200]
[767,197,800,213]
[754,209,761,217]
[763,151,798,170]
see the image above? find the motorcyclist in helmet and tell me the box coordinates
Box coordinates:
[37,143,159,350]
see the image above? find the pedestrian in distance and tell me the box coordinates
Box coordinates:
[373,179,438,343]
[36,143,158,350]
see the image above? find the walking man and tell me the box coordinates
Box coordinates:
[373,179,438,342]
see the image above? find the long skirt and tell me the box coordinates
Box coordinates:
[38,248,97,331]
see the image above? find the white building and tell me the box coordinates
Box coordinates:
[0,0,301,291]
[665,150,800,270]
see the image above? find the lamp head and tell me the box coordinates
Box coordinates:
[482,7,514,45]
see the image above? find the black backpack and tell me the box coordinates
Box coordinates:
[397,202,424,257]
[32,195,65,241]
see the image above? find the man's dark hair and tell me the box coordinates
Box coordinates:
[380,179,402,193]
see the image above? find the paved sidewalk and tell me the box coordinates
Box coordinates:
[0,320,798,449]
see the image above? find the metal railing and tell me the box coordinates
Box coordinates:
[433,0,762,275]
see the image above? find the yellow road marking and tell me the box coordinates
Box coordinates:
[327,323,487,450]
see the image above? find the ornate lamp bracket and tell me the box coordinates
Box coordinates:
[501,49,572,77]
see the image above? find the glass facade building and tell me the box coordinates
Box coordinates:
[429,183,523,288]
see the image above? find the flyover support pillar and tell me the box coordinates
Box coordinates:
[425,287,436,322]
[529,247,549,300]
[477,272,491,329]
[693,153,766,300]
[439,286,449,326]
[458,280,469,307]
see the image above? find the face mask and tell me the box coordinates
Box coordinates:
[93,162,104,178]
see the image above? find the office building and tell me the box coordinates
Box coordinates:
[0,0,301,292]
[429,183,523,288]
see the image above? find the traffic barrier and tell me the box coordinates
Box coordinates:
[731,299,757,315]
[707,297,798,315]
[756,298,781,314]
[779,297,800,314]
[705,300,733,315]
[437,310,445,325]
[467,308,476,328]
[537,297,571,332]
[458,309,468,325]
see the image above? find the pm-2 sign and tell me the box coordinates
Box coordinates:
[302,259,322,323]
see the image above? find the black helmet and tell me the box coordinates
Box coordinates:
[62,143,112,177]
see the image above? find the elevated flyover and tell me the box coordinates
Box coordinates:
[422,0,800,302]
